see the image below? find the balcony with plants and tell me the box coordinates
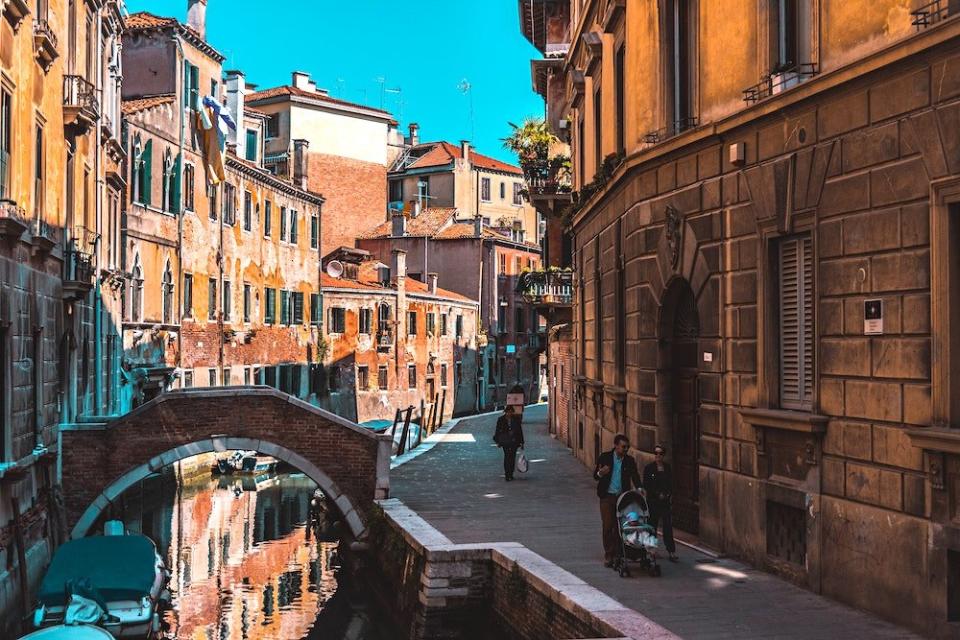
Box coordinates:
[503,118,572,213]
[516,267,574,308]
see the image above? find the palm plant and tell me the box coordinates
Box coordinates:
[502,118,557,162]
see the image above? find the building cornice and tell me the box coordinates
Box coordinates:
[569,16,960,231]
[225,156,325,206]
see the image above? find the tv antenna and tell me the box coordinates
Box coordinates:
[458,79,475,142]
[385,86,403,121]
[375,76,386,110]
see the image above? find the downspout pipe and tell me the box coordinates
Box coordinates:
[93,9,105,414]
[173,35,186,383]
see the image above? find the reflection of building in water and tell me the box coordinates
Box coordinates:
[98,469,339,639]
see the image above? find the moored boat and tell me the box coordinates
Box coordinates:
[18,624,116,639]
[32,525,170,639]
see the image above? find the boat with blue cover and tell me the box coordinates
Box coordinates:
[31,524,170,639]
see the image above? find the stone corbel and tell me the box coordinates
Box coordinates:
[905,427,960,492]
[587,379,604,414]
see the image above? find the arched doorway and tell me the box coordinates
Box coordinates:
[660,279,700,534]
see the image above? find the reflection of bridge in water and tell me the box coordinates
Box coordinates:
[95,469,343,639]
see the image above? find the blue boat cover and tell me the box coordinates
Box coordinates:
[37,535,157,607]
[359,419,394,433]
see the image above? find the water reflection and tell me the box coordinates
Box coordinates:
[92,462,374,639]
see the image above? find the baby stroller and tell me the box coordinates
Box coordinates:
[614,489,661,578]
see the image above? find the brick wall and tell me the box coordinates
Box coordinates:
[307,153,387,255]
[367,499,676,640]
[548,327,574,448]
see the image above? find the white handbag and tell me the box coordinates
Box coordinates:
[516,450,529,473]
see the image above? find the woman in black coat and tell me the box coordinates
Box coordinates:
[493,406,525,481]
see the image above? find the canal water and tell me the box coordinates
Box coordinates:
[92,459,389,639]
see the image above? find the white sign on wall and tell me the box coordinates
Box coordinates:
[864,299,883,335]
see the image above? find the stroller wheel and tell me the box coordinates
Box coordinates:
[619,565,630,578]
[649,564,662,578]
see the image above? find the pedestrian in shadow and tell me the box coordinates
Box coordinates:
[643,445,678,562]
[493,406,524,481]
[594,434,642,568]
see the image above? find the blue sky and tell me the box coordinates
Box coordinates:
[127,0,546,164]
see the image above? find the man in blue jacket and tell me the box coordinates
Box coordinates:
[594,434,642,567]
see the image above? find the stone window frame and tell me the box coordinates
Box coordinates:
[756,0,821,82]
[357,365,369,390]
[755,212,817,412]
[659,0,700,134]
[377,365,388,390]
[930,177,960,428]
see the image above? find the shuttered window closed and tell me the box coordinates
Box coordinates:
[779,235,814,409]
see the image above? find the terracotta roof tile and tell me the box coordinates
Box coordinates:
[359,207,458,239]
[122,94,175,114]
[403,142,523,175]
[124,11,178,30]
[320,272,475,303]
[246,85,393,117]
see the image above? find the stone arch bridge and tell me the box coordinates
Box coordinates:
[61,387,392,540]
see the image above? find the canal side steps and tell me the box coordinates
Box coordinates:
[371,498,679,640]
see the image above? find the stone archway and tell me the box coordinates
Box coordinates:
[61,387,392,541]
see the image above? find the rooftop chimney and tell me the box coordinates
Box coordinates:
[224,70,246,157]
[187,0,207,40]
[428,273,438,295]
[474,215,483,238]
[460,140,471,165]
[408,122,420,146]
[391,249,407,284]
[292,71,316,93]
[293,139,309,190]
[391,211,407,237]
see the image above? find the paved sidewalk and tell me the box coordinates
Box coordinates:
[391,404,920,640]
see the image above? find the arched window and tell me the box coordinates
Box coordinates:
[162,149,173,212]
[131,137,142,203]
[378,303,391,331]
[162,261,174,324]
[131,256,143,322]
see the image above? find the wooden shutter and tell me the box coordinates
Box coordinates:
[142,140,152,206]
[190,64,200,110]
[171,153,182,213]
[779,235,813,409]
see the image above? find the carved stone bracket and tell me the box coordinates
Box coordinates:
[928,452,946,492]
[606,385,627,425]
[906,427,960,492]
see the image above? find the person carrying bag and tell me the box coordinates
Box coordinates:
[493,406,525,481]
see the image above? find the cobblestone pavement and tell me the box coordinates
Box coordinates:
[391,404,921,640]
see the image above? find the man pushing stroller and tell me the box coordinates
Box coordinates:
[594,434,643,568]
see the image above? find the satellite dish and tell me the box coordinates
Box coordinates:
[326,260,344,278]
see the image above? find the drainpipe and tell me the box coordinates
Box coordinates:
[173,35,186,381]
[93,9,105,415]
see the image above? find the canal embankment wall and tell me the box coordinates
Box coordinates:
[366,498,678,640]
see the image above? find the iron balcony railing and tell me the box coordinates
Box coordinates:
[63,75,100,123]
[522,158,572,198]
[643,117,700,145]
[64,242,95,285]
[517,269,574,306]
[743,63,819,104]
[912,0,957,30]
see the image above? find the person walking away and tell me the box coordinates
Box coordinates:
[594,434,642,568]
[494,406,524,481]
[643,445,678,562]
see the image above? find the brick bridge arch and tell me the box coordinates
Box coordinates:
[62,387,392,540]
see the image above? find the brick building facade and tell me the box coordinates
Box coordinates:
[518,0,960,636]
[358,208,544,410]
[121,8,325,404]
[319,247,480,424]
[247,72,397,255]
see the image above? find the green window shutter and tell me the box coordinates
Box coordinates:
[143,139,153,206]
[183,64,190,108]
[172,153,182,213]
[190,64,200,110]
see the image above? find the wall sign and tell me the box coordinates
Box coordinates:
[703,352,713,363]
[864,299,883,335]
[505,344,516,354]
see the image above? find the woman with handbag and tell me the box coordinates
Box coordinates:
[493,406,525,481]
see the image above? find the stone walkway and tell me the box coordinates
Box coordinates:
[391,404,920,640]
